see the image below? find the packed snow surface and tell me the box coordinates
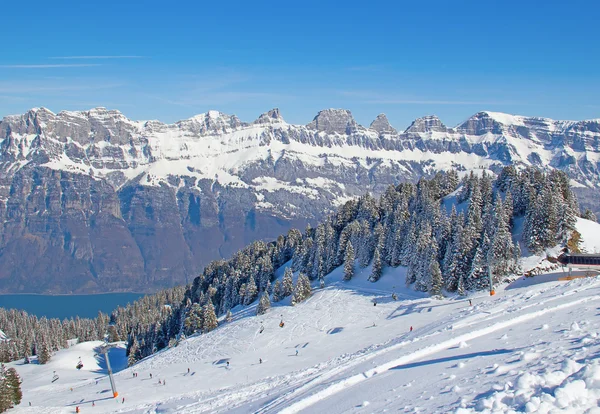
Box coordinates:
[8,263,600,413]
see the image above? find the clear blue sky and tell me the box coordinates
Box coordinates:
[1,0,598,129]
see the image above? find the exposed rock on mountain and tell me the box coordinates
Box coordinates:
[0,107,598,293]
[369,114,397,135]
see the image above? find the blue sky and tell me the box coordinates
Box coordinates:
[1,0,598,129]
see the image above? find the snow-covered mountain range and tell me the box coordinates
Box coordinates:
[0,107,598,293]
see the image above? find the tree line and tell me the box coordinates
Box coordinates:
[124,166,585,364]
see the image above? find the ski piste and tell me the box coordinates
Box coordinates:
[7,267,600,412]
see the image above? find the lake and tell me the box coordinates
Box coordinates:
[0,293,146,319]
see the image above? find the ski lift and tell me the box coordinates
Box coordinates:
[76,357,83,370]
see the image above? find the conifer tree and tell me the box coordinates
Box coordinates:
[272,280,283,302]
[183,303,203,335]
[282,268,294,298]
[202,301,218,333]
[127,338,139,366]
[430,260,442,296]
[343,241,355,281]
[256,292,271,315]
[291,273,311,305]
[369,248,383,282]
[244,276,258,305]
[37,339,51,365]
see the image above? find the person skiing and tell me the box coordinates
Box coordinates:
[122,397,125,404]
[163,379,166,385]
[259,358,262,364]
[187,367,190,374]
[226,361,230,368]
[469,299,472,306]
[410,326,413,332]
[259,325,264,334]
[92,401,95,407]
[75,407,80,413]
[295,349,298,356]
[373,301,377,306]
[150,373,153,379]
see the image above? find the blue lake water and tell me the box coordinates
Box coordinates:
[0,293,146,319]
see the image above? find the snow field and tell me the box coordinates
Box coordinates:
[8,262,600,413]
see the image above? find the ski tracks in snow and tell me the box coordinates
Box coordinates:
[260,282,600,413]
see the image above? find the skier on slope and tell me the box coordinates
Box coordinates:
[410,326,413,332]
[469,299,472,306]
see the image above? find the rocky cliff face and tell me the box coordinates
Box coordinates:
[0,107,598,293]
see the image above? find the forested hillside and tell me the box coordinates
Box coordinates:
[0,287,185,363]
[124,166,585,364]
[0,166,590,366]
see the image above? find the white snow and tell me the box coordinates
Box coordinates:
[8,266,600,413]
[576,217,600,253]
[483,111,527,127]
[7,221,600,413]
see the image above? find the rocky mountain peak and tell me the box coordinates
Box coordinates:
[180,110,245,135]
[369,113,397,134]
[307,109,358,134]
[254,108,285,125]
[455,111,507,135]
[404,115,448,133]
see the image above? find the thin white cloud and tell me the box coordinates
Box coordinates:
[50,56,145,60]
[0,64,101,69]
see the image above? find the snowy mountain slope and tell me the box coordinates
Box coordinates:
[8,269,600,413]
[8,210,600,414]
[0,107,599,293]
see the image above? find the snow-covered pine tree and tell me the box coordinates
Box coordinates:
[282,268,294,298]
[369,247,383,282]
[358,220,374,267]
[291,273,311,305]
[202,301,218,333]
[272,280,283,302]
[37,338,51,365]
[183,303,203,335]
[488,197,518,282]
[256,292,271,315]
[343,241,355,281]
[244,276,258,305]
[430,260,442,297]
[127,338,139,366]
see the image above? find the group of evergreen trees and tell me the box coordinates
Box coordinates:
[0,364,22,412]
[0,287,185,365]
[0,166,588,372]
[125,166,586,365]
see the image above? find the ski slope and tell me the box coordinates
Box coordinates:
[7,261,600,413]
